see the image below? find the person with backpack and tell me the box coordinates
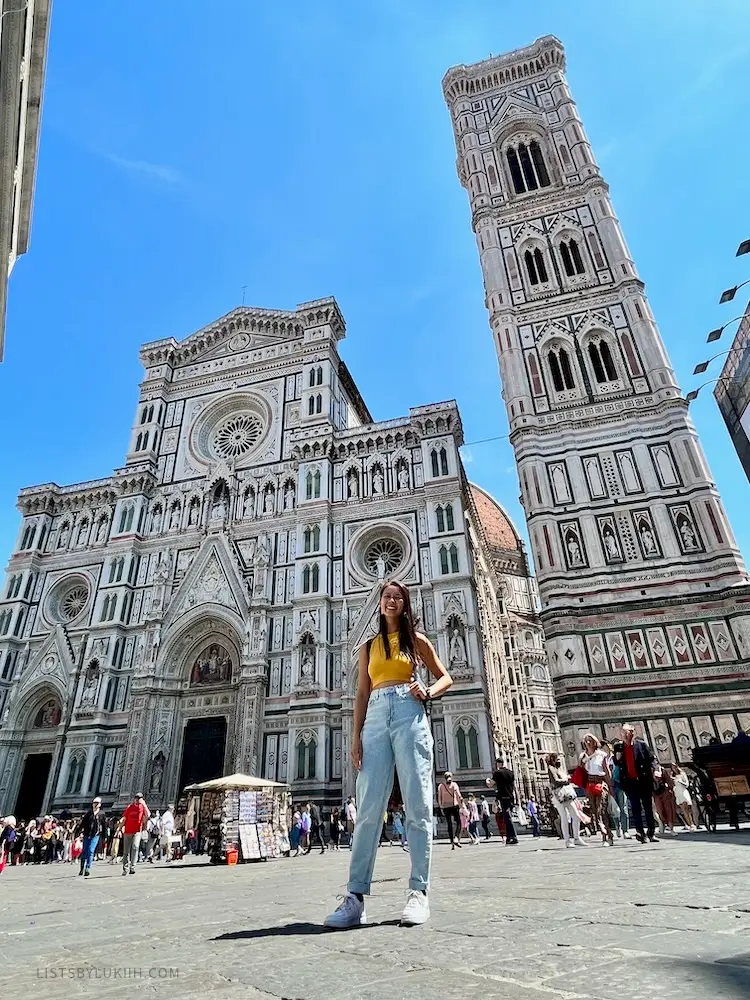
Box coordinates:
[77,797,106,877]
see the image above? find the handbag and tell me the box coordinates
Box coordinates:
[571,765,587,788]
[553,784,577,804]
[587,782,604,797]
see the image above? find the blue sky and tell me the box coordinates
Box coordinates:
[2,0,750,568]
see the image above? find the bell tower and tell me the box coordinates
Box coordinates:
[443,36,750,759]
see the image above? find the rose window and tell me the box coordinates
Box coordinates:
[212,414,263,459]
[364,538,404,577]
[61,586,88,621]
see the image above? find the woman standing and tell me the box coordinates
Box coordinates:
[329,807,342,851]
[467,795,480,845]
[671,765,696,830]
[652,764,678,834]
[458,798,470,846]
[300,805,311,853]
[325,580,452,929]
[546,753,584,848]
[290,807,302,856]
[392,805,407,849]
[580,735,614,845]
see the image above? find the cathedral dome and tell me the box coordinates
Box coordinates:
[469,483,521,552]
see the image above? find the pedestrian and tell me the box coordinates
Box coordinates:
[605,740,631,839]
[546,753,584,848]
[437,772,463,849]
[580,734,614,846]
[479,795,491,840]
[392,805,407,849]
[652,764,678,835]
[11,820,25,865]
[160,803,175,861]
[345,797,357,849]
[0,816,16,872]
[379,809,392,846]
[40,816,56,863]
[671,765,696,830]
[300,805,311,853]
[145,810,160,862]
[486,759,518,846]
[324,579,452,929]
[120,793,150,875]
[77,796,106,877]
[329,807,342,851]
[458,798,470,846]
[290,807,302,855]
[23,819,37,864]
[527,795,541,837]
[467,794,480,844]
[612,725,659,844]
[304,801,326,854]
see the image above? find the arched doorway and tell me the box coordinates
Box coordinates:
[11,692,63,820]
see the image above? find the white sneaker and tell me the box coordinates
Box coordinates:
[324,893,367,929]
[573,838,587,847]
[401,889,430,926]
[623,831,632,839]
[565,840,574,848]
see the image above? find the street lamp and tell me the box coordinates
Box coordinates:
[705,315,746,343]
[693,347,747,376]
[686,377,737,403]
[719,240,750,303]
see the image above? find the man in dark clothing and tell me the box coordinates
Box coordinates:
[612,724,658,843]
[487,760,518,845]
[304,801,326,854]
[78,797,106,877]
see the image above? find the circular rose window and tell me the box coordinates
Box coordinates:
[364,538,404,577]
[45,575,91,625]
[212,414,263,460]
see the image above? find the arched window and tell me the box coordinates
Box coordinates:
[304,527,312,553]
[588,341,618,384]
[140,407,148,424]
[431,450,439,477]
[108,560,117,584]
[445,503,455,531]
[313,470,321,498]
[439,545,448,574]
[309,368,316,388]
[559,239,585,276]
[456,725,480,770]
[308,396,315,416]
[524,247,548,286]
[506,139,551,195]
[436,506,445,533]
[125,506,134,532]
[449,543,459,573]
[316,366,323,385]
[296,736,317,780]
[312,563,320,592]
[109,596,118,621]
[315,394,322,414]
[302,566,311,593]
[440,448,448,476]
[548,348,575,392]
[305,471,315,500]
[100,596,111,622]
[66,753,86,795]
[312,525,320,550]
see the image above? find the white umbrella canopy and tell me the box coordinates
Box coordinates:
[182,772,288,793]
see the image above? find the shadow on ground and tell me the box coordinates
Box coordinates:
[214,919,402,940]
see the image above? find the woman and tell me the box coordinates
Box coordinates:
[467,795,480,845]
[458,798,470,846]
[329,807,342,851]
[300,805,311,853]
[546,753,584,848]
[23,820,37,864]
[290,807,302,855]
[580,734,614,845]
[652,764,678,834]
[325,580,452,929]
[392,805,407,849]
[671,765,696,830]
[479,796,491,840]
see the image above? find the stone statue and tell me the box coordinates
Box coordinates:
[76,521,88,546]
[397,466,409,490]
[376,554,387,581]
[243,490,254,518]
[640,524,656,554]
[95,517,107,543]
[255,536,270,567]
[264,488,275,514]
[301,645,315,680]
[154,558,169,584]
[169,505,180,529]
[212,490,227,520]
[150,753,165,792]
[284,483,295,510]
[80,662,100,707]
[602,527,619,559]
[679,519,697,550]
[372,468,384,495]
[566,536,582,565]
[449,628,467,665]
[188,501,199,526]
[151,507,163,533]
[58,522,70,548]
[347,471,359,499]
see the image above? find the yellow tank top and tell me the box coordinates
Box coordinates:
[368,633,414,687]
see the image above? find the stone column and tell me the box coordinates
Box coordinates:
[233,672,266,775]
[340,694,354,799]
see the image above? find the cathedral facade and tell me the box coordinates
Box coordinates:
[0,298,561,819]
[443,36,750,764]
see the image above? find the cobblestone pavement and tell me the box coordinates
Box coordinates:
[2,831,750,999]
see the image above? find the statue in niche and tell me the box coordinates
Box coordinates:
[565,532,583,566]
[58,522,70,548]
[151,507,163,534]
[264,488,275,514]
[243,489,255,518]
[677,515,698,551]
[638,520,657,555]
[80,659,100,707]
[602,524,620,560]
[150,752,165,793]
[34,699,62,728]
[449,627,468,666]
[188,500,199,526]
[376,554,387,581]
[76,521,88,546]
[397,465,409,490]
[255,535,270,567]
[212,488,228,521]
[95,517,108,543]
[284,483,295,510]
[372,467,384,495]
[300,643,315,681]
[347,470,359,499]
[190,643,232,686]
[169,505,180,530]
[154,557,170,584]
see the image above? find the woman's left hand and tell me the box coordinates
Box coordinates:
[408,676,429,701]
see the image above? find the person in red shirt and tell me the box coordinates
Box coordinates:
[613,725,658,844]
[120,794,150,876]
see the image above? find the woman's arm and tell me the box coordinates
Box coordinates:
[411,633,453,701]
[350,644,371,770]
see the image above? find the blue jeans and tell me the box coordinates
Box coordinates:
[614,786,629,833]
[348,684,433,895]
[81,835,99,873]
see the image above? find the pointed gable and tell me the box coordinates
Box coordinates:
[164,535,249,626]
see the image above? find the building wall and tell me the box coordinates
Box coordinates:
[443,36,750,764]
[0,299,556,815]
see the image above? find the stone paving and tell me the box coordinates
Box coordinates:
[2,831,750,999]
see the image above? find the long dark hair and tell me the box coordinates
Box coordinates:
[373,580,420,664]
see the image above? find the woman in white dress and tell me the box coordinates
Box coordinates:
[671,765,696,830]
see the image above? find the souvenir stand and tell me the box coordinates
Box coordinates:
[182,773,290,864]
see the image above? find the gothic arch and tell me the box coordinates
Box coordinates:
[8,682,65,733]
[579,328,622,386]
[159,609,243,683]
